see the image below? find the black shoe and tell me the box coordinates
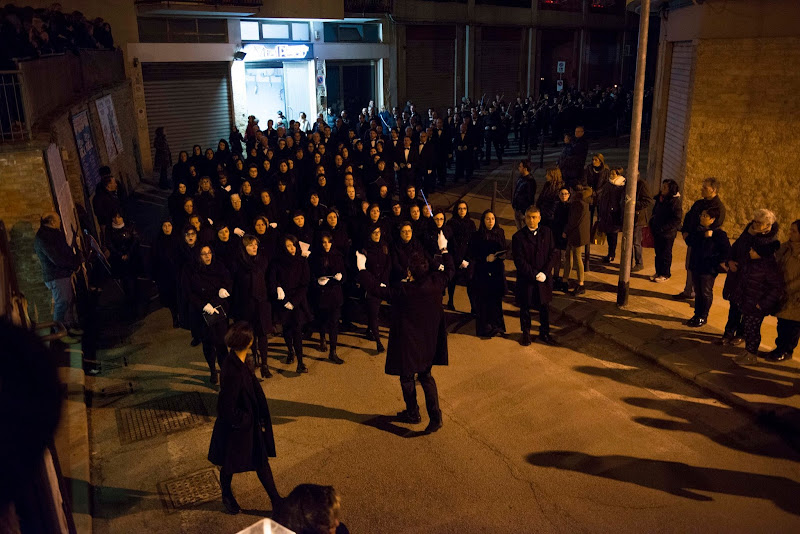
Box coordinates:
[285,352,295,365]
[601,256,613,264]
[631,263,644,272]
[396,409,422,424]
[376,340,385,353]
[260,364,272,378]
[716,333,735,345]
[571,285,586,296]
[190,338,201,347]
[520,331,532,346]
[425,419,443,433]
[296,362,308,374]
[684,316,707,327]
[328,352,344,364]
[319,339,328,353]
[672,292,694,301]
[222,494,240,515]
[210,369,218,385]
[538,334,559,346]
[364,329,376,341]
[766,350,792,362]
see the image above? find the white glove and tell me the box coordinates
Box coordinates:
[207,218,213,226]
[301,250,311,258]
[535,272,547,282]
[334,272,343,281]
[202,303,216,314]
[437,231,448,251]
[460,260,469,269]
[269,222,277,228]
[380,283,387,288]
[218,288,230,299]
[487,254,496,263]
[355,251,367,271]
[233,228,245,237]
[284,302,294,310]
[438,264,445,272]
[317,277,329,286]
[276,287,285,300]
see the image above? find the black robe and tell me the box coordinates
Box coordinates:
[511,226,559,307]
[182,259,232,344]
[151,232,180,308]
[232,251,273,336]
[309,248,346,310]
[469,227,507,336]
[269,249,312,327]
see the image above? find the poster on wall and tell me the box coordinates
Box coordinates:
[45,144,78,248]
[95,94,124,162]
[70,110,102,194]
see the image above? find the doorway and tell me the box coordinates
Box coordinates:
[245,62,284,126]
[325,61,376,118]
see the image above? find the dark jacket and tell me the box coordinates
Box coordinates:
[681,195,726,234]
[446,214,476,267]
[565,194,591,247]
[208,354,275,473]
[649,193,682,239]
[34,225,78,282]
[596,177,625,234]
[93,187,121,228]
[390,238,429,282]
[269,248,312,327]
[512,226,559,306]
[732,256,785,317]
[536,182,563,224]
[686,227,731,275]
[469,226,507,296]
[182,258,232,343]
[549,201,570,250]
[359,253,454,376]
[723,221,781,301]
[151,231,180,305]
[633,180,653,228]
[232,250,273,336]
[512,174,537,213]
[310,247,346,310]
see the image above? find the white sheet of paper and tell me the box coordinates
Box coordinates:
[299,241,310,256]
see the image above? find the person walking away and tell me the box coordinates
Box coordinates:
[154,127,172,190]
[469,210,507,338]
[208,322,282,515]
[683,208,730,328]
[674,177,726,301]
[512,206,560,347]
[631,177,652,272]
[34,212,81,339]
[512,160,537,231]
[356,231,454,433]
[597,167,626,264]
[649,179,682,282]
[563,185,592,295]
[768,219,800,361]
[719,209,779,344]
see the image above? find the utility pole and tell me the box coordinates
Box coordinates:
[617,0,650,307]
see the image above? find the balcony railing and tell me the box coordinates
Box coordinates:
[0,72,31,142]
[344,0,393,13]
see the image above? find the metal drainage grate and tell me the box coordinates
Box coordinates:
[159,468,221,510]
[116,392,210,444]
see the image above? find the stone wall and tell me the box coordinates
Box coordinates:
[683,37,800,238]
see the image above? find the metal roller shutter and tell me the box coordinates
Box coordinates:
[404,25,456,114]
[661,42,694,188]
[478,27,523,101]
[142,62,232,162]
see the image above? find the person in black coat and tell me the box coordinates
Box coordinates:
[684,207,731,328]
[356,231,454,433]
[168,182,189,223]
[232,235,274,379]
[549,188,571,292]
[151,218,181,327]
[270,234,312,374]
[511,161,537,230]
[649,179,682,282]
[361,226,390,353]
[390,222,429,284]
[421,208,453,258]
[445,200,476,311]
[310,232,347,364]
[182,245,232,383]
[512,206,560,347]
[453,123,474,183]
[208,322,281,515]
[395,135,417,193]
[34,212,80,331]
[107,212,141,314]
[172,151,191,191]
[318,208,351,260]
[212,223,241,274]
[469,210,507,337]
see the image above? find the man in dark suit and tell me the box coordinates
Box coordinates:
[512,206,560,347]
[415,131,435,193]
[453,123,474,183]
[395,135,417,193]
[431,118,452,187]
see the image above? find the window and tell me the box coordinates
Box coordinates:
[240,20,312,42]
[262,23,289,40]
[138,17,228,43]
[291,22,310,42]
[240,20,260,41]
[323,23,381,43]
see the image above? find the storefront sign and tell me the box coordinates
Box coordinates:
[244,44,313,61]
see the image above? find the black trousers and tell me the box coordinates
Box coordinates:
[776,318,800,354]
[454,154,473,181]
[691,272,717,319]
[742,314,765,354]
[364,296,381,341]
[400,366,441,422]
[607,232,619,258]
[220,461,280,504]
[436,160,448,185]
[724,301,744,337]
[318,305,341,352]
[518,289,550,336]
[653,234,675,277]
[283,324,304,364]
[202,339,227,371]
[485,136,503,164]
[253,333,269,367]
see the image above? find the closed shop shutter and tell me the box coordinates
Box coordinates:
[661,42,694,187]
[477,27,523,101]
[142,62,232,163]
[404,25,456,114]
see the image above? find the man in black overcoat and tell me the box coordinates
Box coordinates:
[512,206,560,347]
[357,232,454,433]
[415,130,435,193]
[395,134,417,194]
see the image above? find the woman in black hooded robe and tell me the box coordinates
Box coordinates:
[270,234,312,374]
[469,209,507,337]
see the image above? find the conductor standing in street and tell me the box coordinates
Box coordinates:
[512,206,560,347]
[356,231,454,433]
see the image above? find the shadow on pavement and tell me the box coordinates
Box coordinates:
[526,451,800,515]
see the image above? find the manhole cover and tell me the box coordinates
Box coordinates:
[116,392,210,444]
[159,468,221,510]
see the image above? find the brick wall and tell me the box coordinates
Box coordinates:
[683,37,800,238]
[0,148,57,322]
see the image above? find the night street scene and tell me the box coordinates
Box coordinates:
[2,0,800,532]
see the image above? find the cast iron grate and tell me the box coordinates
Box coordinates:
[116,392,210,444]
[159,468,221,510]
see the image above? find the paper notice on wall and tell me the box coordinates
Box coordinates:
[95,94,124,162]
[45,144,78,248]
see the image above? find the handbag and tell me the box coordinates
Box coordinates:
[641,226,655,248]
[203,305,227,326]
[591,221,606,246]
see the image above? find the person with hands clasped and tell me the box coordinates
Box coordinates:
[683,207,731,328]
[310,232,347,364]
[512,206,560,347]
[271,235,312,374]
[183,245,232,384]
[356,229,454,433]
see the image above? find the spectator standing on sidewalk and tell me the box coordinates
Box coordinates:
[683,208,730,328]
[563,185,592,295]
[583,153,610,224]
[512,160,537,231]
[597,167,626,264]
[649,179,682,282]
[719,209,779,345]
[769,219,800,361]
[631,177,652,272]
[536,166,565,228]
[674,177,726,301]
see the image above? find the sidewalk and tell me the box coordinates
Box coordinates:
[456,168,800,439]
